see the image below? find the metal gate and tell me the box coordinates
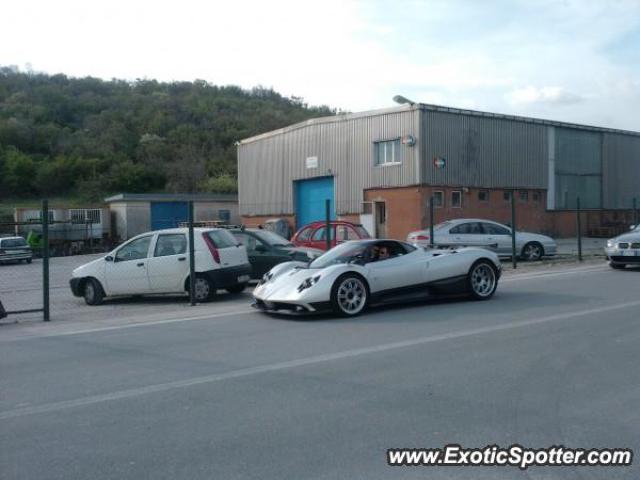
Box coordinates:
[295,177,335,228]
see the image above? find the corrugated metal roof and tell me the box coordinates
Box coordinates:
[238,103,640,145]
[104,193,238,203]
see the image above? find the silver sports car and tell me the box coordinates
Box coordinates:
[605,224,640,269]
[252,239,502,317]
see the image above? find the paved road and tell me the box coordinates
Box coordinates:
[1,265,639,479]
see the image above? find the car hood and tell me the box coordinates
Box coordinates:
[72,256,106,277]
[610,232,640,243]
[255,265,323,299]
[284,246,323,258]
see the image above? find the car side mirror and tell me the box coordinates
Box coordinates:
[255,244,267,253]
[105,255,114,262]
[350,254,366,266]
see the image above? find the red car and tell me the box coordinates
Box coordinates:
[292,221,372,250]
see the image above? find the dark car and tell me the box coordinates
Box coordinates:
[0,236,33,264]
[230,228,323,279]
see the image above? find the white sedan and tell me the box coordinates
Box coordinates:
[605,224,640,269]
[253,239,501,317]
[407,218,557,261]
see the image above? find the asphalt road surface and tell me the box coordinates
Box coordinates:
[1,264,638,479]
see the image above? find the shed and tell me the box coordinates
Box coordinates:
[105,193,239,241]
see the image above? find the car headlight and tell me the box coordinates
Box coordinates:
[607,240,614,248]
[297,275,321,292]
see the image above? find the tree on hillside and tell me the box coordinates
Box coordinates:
[0,67,336,200]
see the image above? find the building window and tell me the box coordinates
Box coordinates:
[432,191,444,208]
[451,191,462,208]
[533,191,541,202]
[374,139,401,166]
[218,209,231,223]
[503,191,512,202]
[519,191,528,202]
[478,190,489,202]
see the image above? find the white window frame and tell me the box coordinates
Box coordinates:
[374,139,401,167]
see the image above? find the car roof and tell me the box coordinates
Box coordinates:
[302,220,364,228]
[0,236,26,241]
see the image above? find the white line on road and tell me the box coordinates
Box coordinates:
[2,298,639,421]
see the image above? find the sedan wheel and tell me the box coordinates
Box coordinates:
[521,242,543,261]
[331,275,368,317]
[468,261,497,300]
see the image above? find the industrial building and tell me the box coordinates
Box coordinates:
[237,103,640,239]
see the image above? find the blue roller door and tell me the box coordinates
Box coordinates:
[295,177,335,228]
[150,201,189,230]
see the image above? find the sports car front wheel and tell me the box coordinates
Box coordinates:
[331,274,369,317]
[467,260,498,300]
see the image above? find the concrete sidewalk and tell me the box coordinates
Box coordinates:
[555,237,606,256]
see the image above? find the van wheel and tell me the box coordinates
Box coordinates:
[83,279,105,306]
[193,276,215,302]
[226,283,247,294]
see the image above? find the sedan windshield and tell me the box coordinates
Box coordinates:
[309,242,368,269]
[254,230,294,247]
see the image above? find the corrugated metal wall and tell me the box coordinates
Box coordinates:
[554,128,602,208]
[422,110,547,188]
[238,106,640,216]
[603,133,640,209]
[238,108,420,216]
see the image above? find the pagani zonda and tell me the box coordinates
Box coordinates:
[252,239,501,316]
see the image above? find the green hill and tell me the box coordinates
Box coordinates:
[0,67,336,201]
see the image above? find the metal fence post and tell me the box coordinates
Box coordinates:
[188,201,196,306]
[42,200,50,321]
[429,195,435,248]
[634,197,638,227]
[576,196,582,261]
[325,199,331,251]
[511,191,517,269]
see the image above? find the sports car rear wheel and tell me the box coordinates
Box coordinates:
[468,260,498,300]
[331,274,369,317]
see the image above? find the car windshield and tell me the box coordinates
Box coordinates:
[254,230,294,247]
[1,238,27,247]
[434,221,453,230]
[354,226,371,238]
[309,242,368,269]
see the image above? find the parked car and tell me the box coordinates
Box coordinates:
[70,228,251,305]
[230,228,322,279]
[253,239,501,316]
[605,224,640,269]
[292,221,371,251]
[0,236,33,264]
[407,218,557,261]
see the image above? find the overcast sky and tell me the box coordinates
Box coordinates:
[3,0,639,130]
